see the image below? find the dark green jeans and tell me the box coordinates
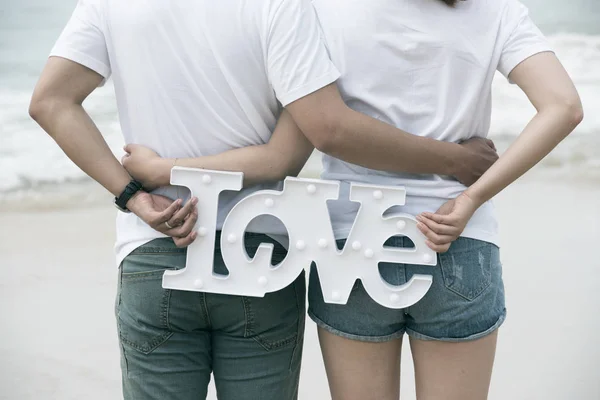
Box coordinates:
[115,233,305,400]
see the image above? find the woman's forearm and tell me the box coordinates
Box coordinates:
[465,104,582,206]
[464,52,583,207]
[154,110,314,188]
[167,145,302,187]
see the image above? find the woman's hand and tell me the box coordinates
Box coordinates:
[122,144,173,190]
[416,192,480,253]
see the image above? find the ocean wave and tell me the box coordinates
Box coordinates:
[2,33,599,207]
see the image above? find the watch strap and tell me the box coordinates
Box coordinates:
[114,180,144,212]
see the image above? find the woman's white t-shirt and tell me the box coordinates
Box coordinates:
[313,0,553,246]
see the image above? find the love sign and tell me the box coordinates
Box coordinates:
[162,167,436,309]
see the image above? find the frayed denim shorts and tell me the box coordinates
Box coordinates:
[308,236,506,342]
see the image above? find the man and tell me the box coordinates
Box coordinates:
[29,0,497,398]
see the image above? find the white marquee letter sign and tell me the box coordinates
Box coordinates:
[163,168,436,309]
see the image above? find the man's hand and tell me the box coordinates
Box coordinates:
[126,192,199,247]
[454,137,498,186]
[416,192,479,253]
[122,144,172,190]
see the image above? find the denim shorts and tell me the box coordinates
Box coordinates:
[116,232,305,400]
[308,236,506,342]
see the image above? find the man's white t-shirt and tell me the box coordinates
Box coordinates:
[313,0,553,246]
[51,0,340,266]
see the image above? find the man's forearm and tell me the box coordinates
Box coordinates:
[325,108,465,176]
[286,84,471,179]
[30,100,130,197]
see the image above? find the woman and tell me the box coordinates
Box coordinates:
[124,0,582,398]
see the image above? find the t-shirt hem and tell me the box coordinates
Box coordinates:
[115,235,166,267]
[331,226,500,248]
[278,68,341,106]
[50,47,111,85]
[499,46,554,80]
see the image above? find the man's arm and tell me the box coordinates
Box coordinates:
[122,110,314,189]
[123,84,495,190]
[29,57,130,197]
[260,0,496,185]
[285,84,497,186]
[29,57,198,246]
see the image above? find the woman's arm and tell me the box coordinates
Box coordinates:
[122,110,314,189]
[417,52,584,252]
[466,52,583,203]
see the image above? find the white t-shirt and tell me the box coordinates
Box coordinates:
[313,0,552,245]
[50,0,340,266]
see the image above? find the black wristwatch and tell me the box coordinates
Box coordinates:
[114,179,144,213]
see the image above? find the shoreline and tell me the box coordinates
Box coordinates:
[1,151,598,213]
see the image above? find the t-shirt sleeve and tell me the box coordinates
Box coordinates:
[50,0,111,83]
[266,0,340,106]
[498,0,553,80]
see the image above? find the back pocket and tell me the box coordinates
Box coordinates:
[439,239,496,301]
[116,241,186,354]
[242,272,305,351]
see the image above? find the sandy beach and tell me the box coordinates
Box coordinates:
[1,170,599,399]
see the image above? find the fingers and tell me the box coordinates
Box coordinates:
[419,212,454,225]
[426,240,451,253]
[174,230,198,248]
[485,139,497,152]
[416,215,459,236]
[166,203,199,247]
[417,221,455,244]
[416,214,459,254]
[166,197,198,228]
[149,199,182,227]
[166,206,198,238]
